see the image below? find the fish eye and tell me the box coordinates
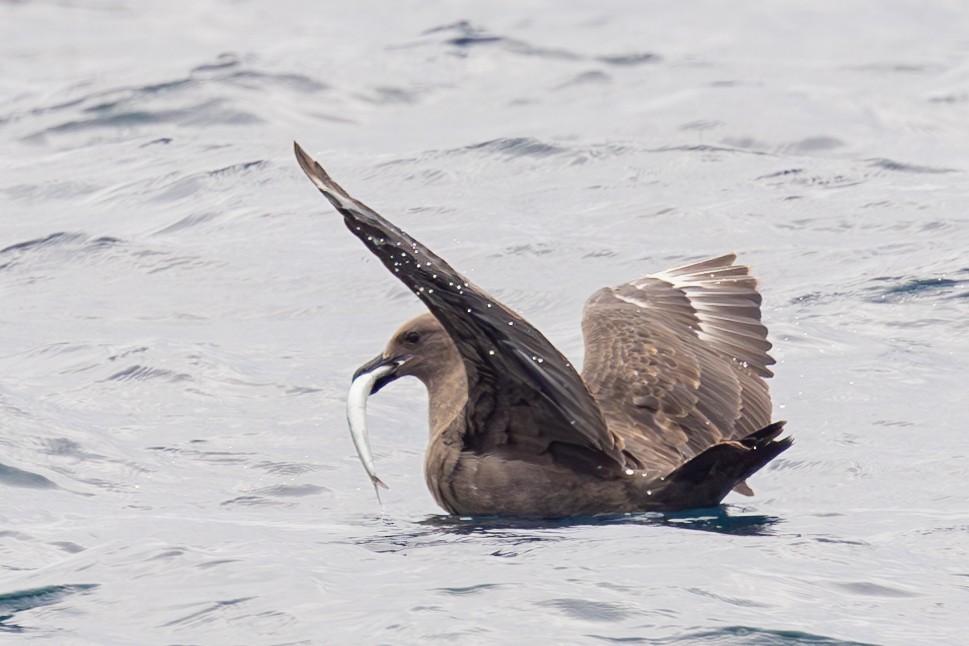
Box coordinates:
[403,331,421,344]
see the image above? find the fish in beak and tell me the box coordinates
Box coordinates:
[352,353,410,394]
[346,353,411,497]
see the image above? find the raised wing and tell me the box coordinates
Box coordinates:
[294,142,625,466]
[581,254,774,473]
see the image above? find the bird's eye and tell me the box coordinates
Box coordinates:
[403,331,421,344]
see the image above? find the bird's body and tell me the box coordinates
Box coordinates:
[296,142,792,519]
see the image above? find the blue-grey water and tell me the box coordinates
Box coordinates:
[2,1,968,643]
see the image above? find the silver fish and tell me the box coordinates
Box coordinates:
[346,363,393,498]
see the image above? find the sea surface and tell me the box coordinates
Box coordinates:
[2,1,968,644]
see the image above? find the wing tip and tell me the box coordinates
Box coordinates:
[655,253,776,377]
[293,139,314,178]
[662,253,740,277]
[293,140,353,202]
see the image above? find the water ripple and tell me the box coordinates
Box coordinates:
[867,275,967,303]
[540,598,634,622]
[868,158,959,174]
[464,137,568,158]
[0,584,98,634]
[0,462,59,489]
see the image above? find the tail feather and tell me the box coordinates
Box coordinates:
[653,421,792,509]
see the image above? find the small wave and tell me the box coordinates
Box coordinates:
[847,62,945,74]
[422,20,664,68]
[653,143,769,156]
[538,598,633,622]
[16,68,325,141]
[193,53,327,91]
[220,495,285,507]
[436,583,506,596]
[192,53,240,74]
[868,275,966,303]
[362,86,423,105]
[464,137,568,158]
[37,99,263,139]
[686,587,772,608]
[597,52,661,66]
[222,69,326,93]
[147,446,255,464]
[160,596,255,628]
[491,243,556,258]
[141,137,172,146]
[679,119,723,131]
[11,52,321,138]
[756,168,804,180]
[208,160,268,177]
[147,160,269,208]
[780,172,867,189]
[0,229,215,273]
[0,463,59,489]
[831,580,919,598]
[766,458,826,472]
[555,71,612,90]
[153,212,220,235]
[2,180,100,202]
[0,231,203,280]
[40,437,88,458]
[423,20,502,45]
[50,541,85,554]
[421,20,580,60]
[252,461,324,476]
[424,138,632,168]
[0,584,98,633]
[250,484,330,498]
[651,625,878,645]
[928,93,968,104]
[869,158,958,174]
[0,232,87,256]
[106,365,192,383]
[787,136,844,153]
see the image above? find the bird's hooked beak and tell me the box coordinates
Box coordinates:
[352,353,412,394]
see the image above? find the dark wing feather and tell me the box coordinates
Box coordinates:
[581,254,774,474]
[294,142,624,465]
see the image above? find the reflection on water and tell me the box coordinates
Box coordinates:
[417,505,783,537]
[357,506,783,553]
[650,507,784,537]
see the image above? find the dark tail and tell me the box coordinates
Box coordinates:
[653,422,792,510]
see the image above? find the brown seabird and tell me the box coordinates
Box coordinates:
[294,142,792,519]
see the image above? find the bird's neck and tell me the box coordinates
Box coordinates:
[421,361,471,515]
[424,361,470,438]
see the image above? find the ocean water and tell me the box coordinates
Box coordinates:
[2,0,968,643]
